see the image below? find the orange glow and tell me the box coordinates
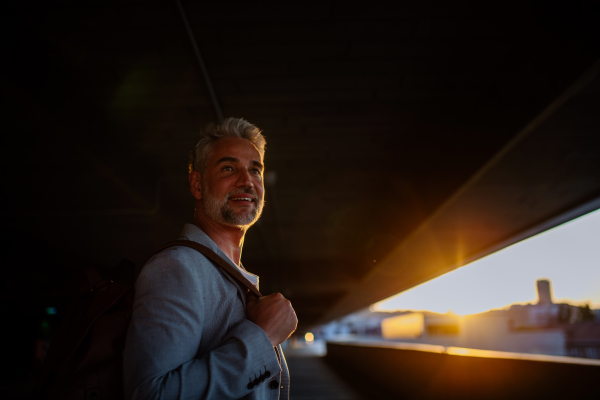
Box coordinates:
[381,313,424,339]
[305,332,314,343]
[448,348,470,355]
[374,209,600,315]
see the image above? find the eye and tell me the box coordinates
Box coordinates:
[251,168,261,175]
[222,165,233,172]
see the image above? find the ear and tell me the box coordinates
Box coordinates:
[189,170,203,200]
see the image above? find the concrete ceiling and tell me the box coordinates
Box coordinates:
[1,0,599,330]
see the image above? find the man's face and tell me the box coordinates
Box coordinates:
[201,137,264,228]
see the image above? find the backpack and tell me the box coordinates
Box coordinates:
[36,240,262,400]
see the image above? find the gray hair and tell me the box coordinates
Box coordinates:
[189,117,266,173]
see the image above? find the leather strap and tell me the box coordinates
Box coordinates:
[145,240,262,298]
[82,267,103,289]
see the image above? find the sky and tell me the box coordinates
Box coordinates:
[373,208,600,315]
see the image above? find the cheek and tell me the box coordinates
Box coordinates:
[253,178,264,195]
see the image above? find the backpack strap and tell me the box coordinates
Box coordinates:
[145,240,262,298]
[82,266,103,289]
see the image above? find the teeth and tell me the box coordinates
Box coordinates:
[232,197,252,201]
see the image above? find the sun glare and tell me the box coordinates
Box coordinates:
[374,208,600,315]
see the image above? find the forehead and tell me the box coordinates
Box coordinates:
[209,137,262,164]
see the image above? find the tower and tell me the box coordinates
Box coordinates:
[536,279,553,305]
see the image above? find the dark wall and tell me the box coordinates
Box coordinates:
[325,342,599,400]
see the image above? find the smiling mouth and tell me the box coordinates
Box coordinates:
[229,196,254,202]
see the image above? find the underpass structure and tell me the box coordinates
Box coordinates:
[2,5,599,396]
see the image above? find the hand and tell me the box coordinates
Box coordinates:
[246,292,298,347]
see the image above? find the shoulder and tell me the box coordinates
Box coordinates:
[137,245,222,292]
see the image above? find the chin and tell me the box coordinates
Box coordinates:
[221,212,259,228]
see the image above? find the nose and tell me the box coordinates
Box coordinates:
[236,168,253,188]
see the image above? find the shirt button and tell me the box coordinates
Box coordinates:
[270,380,279,390]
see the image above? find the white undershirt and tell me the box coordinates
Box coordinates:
[180,230,260,290]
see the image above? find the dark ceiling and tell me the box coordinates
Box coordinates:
[1,0,599,331]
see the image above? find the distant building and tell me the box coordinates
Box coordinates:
[319,309,404,339]
[378,310,566,356]
[536,279,553,305]
[320,278,598,359]
[508,279,584,329]
[565,322,600,359]
[381,312,460,339]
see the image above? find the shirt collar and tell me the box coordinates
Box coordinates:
[178,223,258,286]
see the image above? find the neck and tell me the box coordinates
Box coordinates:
[193,209,246,266]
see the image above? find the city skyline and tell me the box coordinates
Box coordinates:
[374,208,600,315]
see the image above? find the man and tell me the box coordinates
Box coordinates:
[123,117,297,399]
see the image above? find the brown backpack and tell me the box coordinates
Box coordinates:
[36,240,261,400]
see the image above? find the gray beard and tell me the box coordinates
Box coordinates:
[202,185,263,228]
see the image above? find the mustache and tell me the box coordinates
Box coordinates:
[227,187,260,200]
